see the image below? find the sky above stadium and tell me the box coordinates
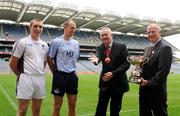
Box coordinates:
[24,0,180,52]
[25,0,180,21]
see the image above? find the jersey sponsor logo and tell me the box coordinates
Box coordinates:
[62,50,74,59]
[41,44,46,50]
[27,44,33,47]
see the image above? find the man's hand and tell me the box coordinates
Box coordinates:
[88,53,98,64]
[9,56,20,78]
[140,78,149,86]
[102,72,113,82]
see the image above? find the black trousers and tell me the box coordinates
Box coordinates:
[95,90,124,116]
[139,95,168,116]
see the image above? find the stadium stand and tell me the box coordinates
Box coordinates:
[0,59,11,73]
[3,23,26,40]
[76,61,99,74]
[48,28,63,39]
[0,0,179,74]
[78,60,102,73]
[1,23,179,60]
[40,28,51,42]
[0,24,3,39]
[2,23,179,58]
[0,24,149,60]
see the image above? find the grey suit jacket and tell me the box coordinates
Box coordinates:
[140,39,173,100]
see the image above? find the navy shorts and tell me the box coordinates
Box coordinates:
[51,71,78,96]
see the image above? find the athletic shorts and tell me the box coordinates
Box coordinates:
[51,71,78,96]
[16,73,46,99]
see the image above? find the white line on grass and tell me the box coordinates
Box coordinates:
[169,105,180,108]
[121,109,138,112]
[0,82,17,111]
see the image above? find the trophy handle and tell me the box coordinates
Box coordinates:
[142,57,149,65]
[127,57,132,63]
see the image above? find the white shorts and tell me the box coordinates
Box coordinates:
[16,73,46,99]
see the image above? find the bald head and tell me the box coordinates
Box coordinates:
[147,23,161,43]
[147,23,161,32]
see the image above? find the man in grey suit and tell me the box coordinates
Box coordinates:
[139,23,173,116]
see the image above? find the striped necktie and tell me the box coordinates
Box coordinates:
[147,46,154,57]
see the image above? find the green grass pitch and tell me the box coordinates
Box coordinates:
[0,73,180,116]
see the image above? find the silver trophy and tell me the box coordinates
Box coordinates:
[127,56,149,83]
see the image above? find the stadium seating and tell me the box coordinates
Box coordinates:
[3,24,26,40]
[77,60,102,73]
[48,28,63,39]
[40,28,51,42]
[1,23,150,50]
[74,30,101,44]
[2,23,180,74]
[0,23,151,60]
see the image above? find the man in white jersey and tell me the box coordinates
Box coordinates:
[10,18,48,116]
[48,19,79,116]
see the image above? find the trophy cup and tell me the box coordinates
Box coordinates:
[127,56,149,83]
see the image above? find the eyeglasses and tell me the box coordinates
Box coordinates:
[32,25,43,29]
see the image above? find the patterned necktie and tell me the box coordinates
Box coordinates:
[106,45,110,58]
[147,46,154,57]
[105,45,111,64]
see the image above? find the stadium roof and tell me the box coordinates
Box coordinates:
[1,0,180,37]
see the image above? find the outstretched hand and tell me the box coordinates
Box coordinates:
[88,53,98,64]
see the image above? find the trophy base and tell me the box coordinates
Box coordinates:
[129,77,141,83]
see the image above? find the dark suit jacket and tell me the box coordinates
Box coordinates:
[96,41,130,94]
[140,39,173,100]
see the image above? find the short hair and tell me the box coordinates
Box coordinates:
[29,18,42,28]
[63,19,76,28]
[100,27,112,34]
[100,27,112,35]
[147,23,161,32]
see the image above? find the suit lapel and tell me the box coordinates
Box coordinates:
[100,44,106,59]
[144,46,151,57]
[153,40,161,52]
[146,40,162,58]
[151,40,161,57]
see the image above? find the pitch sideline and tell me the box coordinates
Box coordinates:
[0,82,17,111]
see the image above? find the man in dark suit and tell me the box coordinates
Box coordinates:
[89,27,130,116]
[139,23,173,116]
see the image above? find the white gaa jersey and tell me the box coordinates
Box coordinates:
[13,35,49,75]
